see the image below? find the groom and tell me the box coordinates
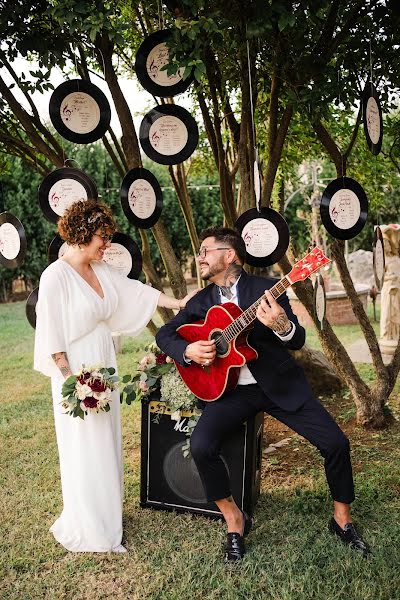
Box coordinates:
[156,226,369,561]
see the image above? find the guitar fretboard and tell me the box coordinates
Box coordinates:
[222,276,291,343]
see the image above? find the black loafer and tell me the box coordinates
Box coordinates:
[225,532,245,561]
[328,517,370,557]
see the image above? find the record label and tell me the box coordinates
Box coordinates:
[330,189,361,230]
[135,29,194,97]
[38,168,98,224]
[49,179,88,216]
[0,211,27,268]
[128,179,156,220]
[103,243,133,276]
[320,177,368,241]
[146,43,184,86]
[149,116,188,155]
[235,207,289,267]
[60,92,101,134]
[366,97,380,146]
[242,218,279,257]
[49,79,111,144]
[0,222,21,260]
[139,105,198,165]
[373,226,385,291]
[362,82,383,155]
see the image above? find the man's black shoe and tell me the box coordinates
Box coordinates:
[328,517,370,557]
[225,532,245,561]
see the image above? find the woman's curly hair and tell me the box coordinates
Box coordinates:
[57,199,117,246]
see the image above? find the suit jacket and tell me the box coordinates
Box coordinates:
[156,271,314,411]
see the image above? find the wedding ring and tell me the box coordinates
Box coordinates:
[205,359,210,365]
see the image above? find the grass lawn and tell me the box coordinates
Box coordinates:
[0,301,399,600]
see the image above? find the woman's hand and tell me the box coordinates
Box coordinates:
[179,288,200,309]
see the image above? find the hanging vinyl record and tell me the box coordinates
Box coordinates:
[49,79,111,144]
[139,104,199,165]
[48,234,68,264]
[26,286,39,329]
[0,212,27,268]
[362,82,383,155]
[38,168,98,224]
[103,232,142,279]
[135,29,194,97]
[373,226,385,291]
[235,207,289,267]
[313,273,326,331]
[120,167,163,228]
[320,177,368,240]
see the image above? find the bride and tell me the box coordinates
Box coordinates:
[34,199,194,553]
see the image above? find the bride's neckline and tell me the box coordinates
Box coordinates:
[59,259,105,300]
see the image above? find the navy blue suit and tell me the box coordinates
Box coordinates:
[156,272,355,504]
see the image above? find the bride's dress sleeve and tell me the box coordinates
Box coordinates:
[34,266,68,378]
[106,266,161,337]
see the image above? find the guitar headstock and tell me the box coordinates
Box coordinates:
[287,247,331,284]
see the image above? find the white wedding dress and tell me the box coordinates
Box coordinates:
[34,260,160,552]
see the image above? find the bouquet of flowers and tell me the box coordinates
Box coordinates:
[61,365,119,420]
[121,343,200,456]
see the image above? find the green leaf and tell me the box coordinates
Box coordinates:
[121,374,131,383]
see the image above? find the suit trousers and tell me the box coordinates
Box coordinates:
[190,384,355,505]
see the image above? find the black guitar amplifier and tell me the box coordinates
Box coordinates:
[140,397,264,518]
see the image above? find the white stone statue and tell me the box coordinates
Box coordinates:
[379,225,400,355]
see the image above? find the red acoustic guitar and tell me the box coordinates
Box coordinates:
[175,247,330,401]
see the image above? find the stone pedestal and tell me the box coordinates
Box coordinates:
[379,338,398,361]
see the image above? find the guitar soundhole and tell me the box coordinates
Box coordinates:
[210,330,229,356]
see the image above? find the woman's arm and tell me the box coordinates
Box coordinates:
[157,288,198,310]
[52,352,73,379]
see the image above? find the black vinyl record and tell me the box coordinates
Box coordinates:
[135,29,194,97]
[48,234,68,264]
[139,104,199,165]
[26,286,39,329]
[49,79,111,144]
[313,273,326,331]
[235,207,289,267]
[102,232,142,279]
[320,177,368,241]
[362,82,383,155]
[38,168,98,224]
[373,226,385,291]
[0,211,27,268]
[120,167,163,228]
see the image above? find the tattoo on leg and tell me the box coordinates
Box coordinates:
[220,263,242,299]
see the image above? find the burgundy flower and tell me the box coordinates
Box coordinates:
[83,397,99,409]
[156,353,167,365]
[89,379,107,393]
[78,372,91,384]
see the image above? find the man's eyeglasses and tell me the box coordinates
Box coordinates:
[196,247,231,258]
[94,233,113,244]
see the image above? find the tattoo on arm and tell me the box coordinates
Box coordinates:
[220,263,243,299]
[52,352,73,379]
[271,313,292,335]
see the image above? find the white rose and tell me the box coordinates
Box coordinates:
[147,353,156,366]
[76,383,93,400]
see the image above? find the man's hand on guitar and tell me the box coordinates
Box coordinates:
[184,340,216,366]
[256,290,292,335]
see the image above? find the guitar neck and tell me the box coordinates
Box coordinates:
[222,275,293,343]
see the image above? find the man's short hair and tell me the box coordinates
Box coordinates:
[200,226,246,265]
